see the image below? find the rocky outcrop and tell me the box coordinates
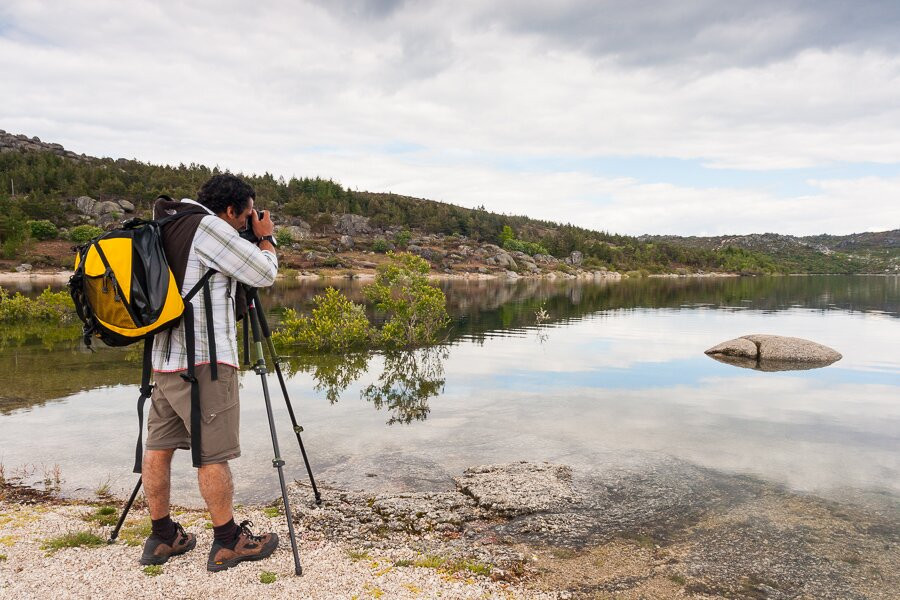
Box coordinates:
[0,130,96,162]
[335,214,372,236]
[705,334,842,370]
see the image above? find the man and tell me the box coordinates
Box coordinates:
[138,174,280,572]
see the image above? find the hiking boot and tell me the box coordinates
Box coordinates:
[207,520,279,572]
[139,522,196,565]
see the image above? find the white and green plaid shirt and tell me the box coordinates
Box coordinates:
[152,200,278,372]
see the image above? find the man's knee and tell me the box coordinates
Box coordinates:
[144,448,176,469]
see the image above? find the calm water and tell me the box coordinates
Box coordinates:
[0,275,898,508]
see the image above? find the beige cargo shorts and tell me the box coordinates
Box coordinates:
[146,364,241,465]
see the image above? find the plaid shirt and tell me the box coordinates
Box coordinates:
[152,200,278,372]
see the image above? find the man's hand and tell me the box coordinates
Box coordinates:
[251,209,275,239]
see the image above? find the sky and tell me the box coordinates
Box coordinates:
[1,0,899,237]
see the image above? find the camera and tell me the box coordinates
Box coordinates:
[240,210,265,243]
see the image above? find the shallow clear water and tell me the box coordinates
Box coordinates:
[0,275,897,507]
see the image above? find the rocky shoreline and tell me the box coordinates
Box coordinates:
[1,460,897,599]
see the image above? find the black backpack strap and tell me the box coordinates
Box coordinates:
[202,280,218,381]
[133,337,154,474]
[181,268,216,469]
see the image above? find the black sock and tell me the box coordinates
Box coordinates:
[213,518,240,549]
[151,514,177,543]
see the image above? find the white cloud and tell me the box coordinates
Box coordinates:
[1,0,899,235]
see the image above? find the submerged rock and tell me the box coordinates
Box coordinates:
[705,334,841,370]
[453,462,579,516]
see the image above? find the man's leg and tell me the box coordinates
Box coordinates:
[198,462,234,526]
[143,449,175,520]
[139,447,196,565]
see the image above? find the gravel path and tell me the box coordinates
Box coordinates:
[0,500,552,599]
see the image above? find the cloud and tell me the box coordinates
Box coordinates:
[1,0,899,235]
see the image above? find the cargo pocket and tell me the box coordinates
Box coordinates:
[201,366,239,424]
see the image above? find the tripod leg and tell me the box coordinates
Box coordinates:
[248,287,322,505]
[108,477,142,543]
[249,299,303,576]
[265,336,322,504]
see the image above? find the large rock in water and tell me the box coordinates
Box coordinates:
[705,334,841,371]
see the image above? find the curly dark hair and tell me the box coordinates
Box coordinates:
[197,174,256,215]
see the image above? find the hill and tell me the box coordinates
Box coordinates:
[1,129,896,275]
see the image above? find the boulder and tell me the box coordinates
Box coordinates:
[705,335,841,370]
[96,213,122,228]
[90,201,121,217]
[565,251,583,266]
[75,196,96,214]
[339,235,354,249]
[407,245,446,262]
[490,252,517,270]
[335,214,371,236]
[279,225,310,242]
[117,199,136,212]
[15,263,33,273]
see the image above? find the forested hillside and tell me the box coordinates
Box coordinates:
[0,131,895,274]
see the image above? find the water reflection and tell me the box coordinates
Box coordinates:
[0,276,898,506]
[283,347,448,425]
[361,347,448,425]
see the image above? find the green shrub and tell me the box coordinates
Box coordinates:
[272,287,372,351]
[372,238,390,253]
[500,225,548,256]
[581,256,606,270]
[275,228,295,247]
[0,287,76,322]
[274,253,450,351]
[69,225,104,244]
[27,220,58,241]
[364,252,450,348]
[392,229,411,249]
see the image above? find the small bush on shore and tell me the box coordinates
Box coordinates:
[273,288,372,352]
[0,287,75,323]
[27,220,58,241]
[275,228,295,247]
[69,225,104,244]
[275,252,449,351]
[392,229,411,249]
[364,252,450,348]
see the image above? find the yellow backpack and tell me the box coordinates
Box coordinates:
[69,210,215,473]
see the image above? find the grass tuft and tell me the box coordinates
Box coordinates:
[262,506,280,518]
[84,506,118,527]
[346,549,371,561]
[259,571,277,584]
[41,531,105,554]
[119,518,152,547]
[143,565,163,577]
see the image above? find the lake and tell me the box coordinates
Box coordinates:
[0,275,898,511]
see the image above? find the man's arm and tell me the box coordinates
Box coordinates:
[194,216,278,288]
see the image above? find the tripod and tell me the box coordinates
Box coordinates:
[109,287,321,577]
